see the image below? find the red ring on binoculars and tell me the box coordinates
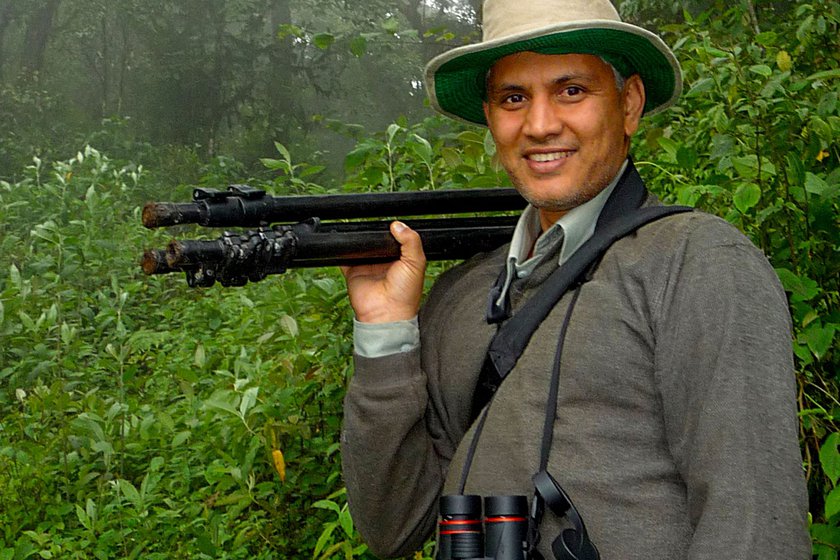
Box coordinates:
[484,516,528,523]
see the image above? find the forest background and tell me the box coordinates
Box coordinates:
[0,0,837,558]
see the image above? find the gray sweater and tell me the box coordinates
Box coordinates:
[341,205,810,559]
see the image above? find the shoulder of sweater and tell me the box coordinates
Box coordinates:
[639,196,759,255]
[602,199,775,292]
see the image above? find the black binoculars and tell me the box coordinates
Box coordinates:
[437,494,529,560]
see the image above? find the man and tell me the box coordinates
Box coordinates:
[340,0,810,558]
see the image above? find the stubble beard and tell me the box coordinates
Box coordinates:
[504,159,620,215]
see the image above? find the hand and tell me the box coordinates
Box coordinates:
[341,221,427,323]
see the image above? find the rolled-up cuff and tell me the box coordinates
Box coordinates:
[353,317,420,358]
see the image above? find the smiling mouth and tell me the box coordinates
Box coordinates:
[526,151,574,163]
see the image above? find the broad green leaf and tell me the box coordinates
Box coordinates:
[85,499,96,525]
[483,129,497,156]
[733,183,761,213]
[386,123,401,143]
[312,33,335,50]
[704,46,729,58]
[280,314,299,337]
[776,50,792,72]
[257,331,275,344]
[749,64,773,78]
[117,479,143,511]
[812,521,840,548]
[657,137,679,160]
[172,431,191,447]
[687,77,715,96]
[314,522,336,558]
[239,386,259,416]
[710,134,735,160]
[75,504,92,530]
[11,541,36,560]
[810,116,833,142]
[411,134,433,162]
[204,391,239,417]
[805,173,832,197]
[755,31,777,46]
[9,264,21,290]
[820,433,840,487]
[796,14,814,42]
[299,165,326,178]
[344,146,371,171]
[774,268,820,301]
[731,155,775,180]
[194,343,206,367]
[339,505,354,538]
[260,157,288,171]
[808,69,840,81]
[804,323,836,360]
[276,24,303,39]
[827,486,840,519]
[381,18,400,34]
[349,35,367,57]
[274,141,291,162]
[72,414,106,442]
[676,146,698,169]
[313,499,341,514]
[196,532,218,557]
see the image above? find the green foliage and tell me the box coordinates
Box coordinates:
[0,148,357,558]
[342,116,509,193]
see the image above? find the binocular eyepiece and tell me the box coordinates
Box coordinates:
[437,494,528,560]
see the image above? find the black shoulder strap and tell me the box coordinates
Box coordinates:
[472,163,692,420]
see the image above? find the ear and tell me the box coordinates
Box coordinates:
[622,74,646,138]
[483,101,491,125]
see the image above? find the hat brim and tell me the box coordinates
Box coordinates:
[425,20,682,125]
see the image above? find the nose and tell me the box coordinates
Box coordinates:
[522,94,562,141]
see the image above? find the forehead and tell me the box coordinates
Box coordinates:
[487,52,614,87]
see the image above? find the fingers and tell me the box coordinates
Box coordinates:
[341,221,427,324]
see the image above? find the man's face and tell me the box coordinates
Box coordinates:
[483,52,645,227]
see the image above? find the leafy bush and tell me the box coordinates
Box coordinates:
[0,148,358,558]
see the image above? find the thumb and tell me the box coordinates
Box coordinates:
[391,221,426,270]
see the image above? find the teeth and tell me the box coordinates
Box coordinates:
[528,151,572,162]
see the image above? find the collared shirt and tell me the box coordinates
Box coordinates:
[353,159,628,358]
[494,159,626,309]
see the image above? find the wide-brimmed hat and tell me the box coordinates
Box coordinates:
[424,0,682,125]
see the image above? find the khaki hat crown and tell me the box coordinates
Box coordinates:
[482,0,621,41]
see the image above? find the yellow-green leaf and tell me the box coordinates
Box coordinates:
[776,50,792,72]
[733,183,761,213]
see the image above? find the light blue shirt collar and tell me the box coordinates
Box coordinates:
[496,159,628,306]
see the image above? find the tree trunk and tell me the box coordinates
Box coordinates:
[0,1,16,80]
[266,0,300,139]
[99,15,110,118]
[21,0,61,78]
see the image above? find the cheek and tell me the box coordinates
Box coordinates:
[487,111,522,147]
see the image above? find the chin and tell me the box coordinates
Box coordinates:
[514,181,589,212]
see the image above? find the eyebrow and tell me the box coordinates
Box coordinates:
[487,73,594,96]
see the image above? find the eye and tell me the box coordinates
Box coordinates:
[563,86,584,97]
[502,93,526,105]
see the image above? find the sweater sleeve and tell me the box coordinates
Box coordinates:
[654,229,810,559]
[341,347,443,558]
